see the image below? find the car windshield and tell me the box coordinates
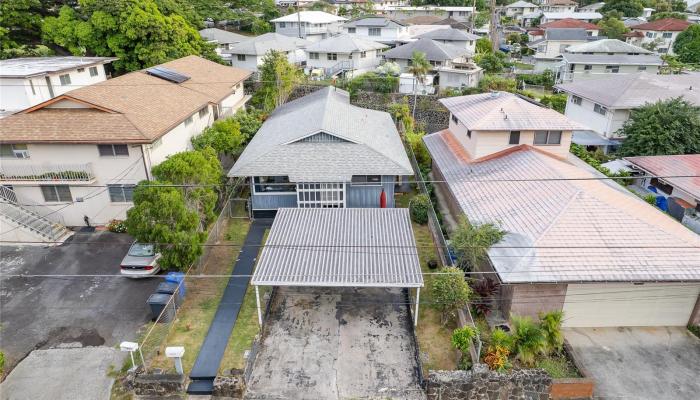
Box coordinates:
[128,243,155,257]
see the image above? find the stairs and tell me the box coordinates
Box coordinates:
[0,187,72,243]
[324,60,353,78]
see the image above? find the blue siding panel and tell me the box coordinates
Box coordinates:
[346,176,395,208]
[251,193,298,209]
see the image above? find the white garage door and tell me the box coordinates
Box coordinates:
[562,283,700,328]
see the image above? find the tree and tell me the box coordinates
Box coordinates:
[430,267,471,325]
[251,18,273,34]
[673,24,700,64]
[233,108,265,138]
[601,0,645,17]
[539,311,564,353]
[408,51,431,117]
[478,75,517,92]
[409,194,431,224]
[0,0,46,58]
[476,51,508,73]
[42,0,221,73]
[618,98,700,156]
[540,94,567,113]
[125,181,205,271]
[597,15,630,40]
[476,37,493,54]
[450,217,505,271]
[510,315,546,366]
[252,49,300,112]
[191,117,247,157]
[473,10,490,29]
[650,11,687,20]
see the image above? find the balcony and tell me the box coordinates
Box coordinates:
[0,161,96,184]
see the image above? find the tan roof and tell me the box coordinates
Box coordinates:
[0,56,251,144]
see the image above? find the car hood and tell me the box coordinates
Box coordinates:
[120,254,157,267]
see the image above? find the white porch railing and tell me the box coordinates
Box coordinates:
[0,161,95,182]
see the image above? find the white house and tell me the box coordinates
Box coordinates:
[528,28,596,72]
[558,39,662,82]
[624,18,692,55]
[199,28,251,63]
[384,6,475,23]
[0,56,251,243]
[504,1,540,21]
[541,11,602,23]
[225,33,310,73]
[305,34,388,77]
[555,73,700,140]
[0,57,116,117]
[271,11,347,42]
[415,28,480,53]
[341,16,411,46]
[540,0,578,13]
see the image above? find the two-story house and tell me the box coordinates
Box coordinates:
[225,33,310,73]
[305,34,388,78]
[271,11,347,42]
[540,0,578,13]
[227,86,413,218]
[199,28,251,63]
[504,1,540,22]
[341,16,410,47]
[415,28,480,53]
[422,91,700,328]
[384,6,475,23]
[528,28,597,72]
[624,18,692,55]
[0,57,116,117]
[0,56,251,243]
[558,39,662,82]
[540,11,602,24]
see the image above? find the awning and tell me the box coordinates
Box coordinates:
[572,130,617,146]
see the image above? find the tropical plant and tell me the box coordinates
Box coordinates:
[484,345,511,372]
[451,326,479,354]
[511,315,547,367]
[644,194,657,205]
[388,99,414,134]
[475,37,493,54]
[539,311,564,353]
[409,194,431,224]
[471,277,500,316]
[430,267,471,325]
[476,52,508,73]
[450,217,505,271]
[408,51,431,117]
[489,327,515,351]
[597,15,630,40]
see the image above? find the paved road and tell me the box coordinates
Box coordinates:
[0,231,160,371]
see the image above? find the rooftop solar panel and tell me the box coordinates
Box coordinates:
[145,66,190,83]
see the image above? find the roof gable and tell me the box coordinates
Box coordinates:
[631,18,692,31]
[289,132,354,144]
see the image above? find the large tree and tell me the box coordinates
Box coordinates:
[252,50,300,112]
[673,24,700,64]
[618,98,700,156]
[0,0,48,58]
[597,15,630,40]
[42,0,220,72]
[600,0,645,17]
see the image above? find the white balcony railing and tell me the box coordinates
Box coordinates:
[0,161,96,182]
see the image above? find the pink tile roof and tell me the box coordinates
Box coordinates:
[424,130,700,283]
[625,154,700,200]
[631,18,692,31]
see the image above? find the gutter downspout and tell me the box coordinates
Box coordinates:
[141,144,152,181]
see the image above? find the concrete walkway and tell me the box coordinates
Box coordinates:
[188,219,272,394]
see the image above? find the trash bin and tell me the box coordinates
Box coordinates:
[147,293,175,323]
[165,272,186,298]
[156,281,183,308]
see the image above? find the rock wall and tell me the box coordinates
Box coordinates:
[426,365,552,400]
[213,374,245,398]
[127,372,186,397]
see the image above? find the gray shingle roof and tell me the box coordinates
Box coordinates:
[343,16,406,28]
[416,28,480,41]
[565,38,651,54]
[545,28,591,41]
[199,28,250,45]
[382,38,470,61]
[251,208,424,288]
[562,53,663,65]
[228,87,413,181]
[305,34,388,53]
[223,33,310,56]
[555,72,700,108]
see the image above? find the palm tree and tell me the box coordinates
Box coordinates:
[408,51,431,118]
[511,315,546,367]
[540,311,564,353]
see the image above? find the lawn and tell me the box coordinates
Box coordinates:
[535,354,581,379]
[513,62,534,70]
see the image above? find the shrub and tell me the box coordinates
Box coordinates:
[451,218,505,271]
[511,315,546,367]
[0,351,4,375]
[644,194,657,205]
[406,129,431,170]
[517,70,555,89]
[478,75,517,92]
[540,94,567,114]
[409,194,431,224]
[431,266,471,325]
[191,117,247,157]
[472,278,500,316]
[106,219,127,233]
[490,327,515,352]
[539,310,564,353]
[452,326,479,354]
[484,345,511,372]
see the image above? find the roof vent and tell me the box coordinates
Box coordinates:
[490,91,500,98]
[146,66,190,83]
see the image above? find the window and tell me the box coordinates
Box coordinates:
[645,32,656,38]
[360,51,367,58]
[29,80,36,95]
[537,44,546,53]
[593,103,607,116]
[662,32,672,38]
[108,184,135,202]
[253,176,296,193]
[368,28,381,36]
[198,107,208,119]
[637,65,647,71]
[0,144,29,158]
[184,116,194,126]
[98,144,129,157]
[327,53,337,60]
[584,64,592,71]
[297,182,344,208]
[533,130,562,145]
[351,175,382,186]
[571,95,582,105]
[59,74,71,86]
[279,22,286,28]
[77,68,85,73]
[658,47,668,53]
[508,131,520,145]
[41,185,72,202]
[348,27,356,33]
[237,54,246,61]
[89,66,98,77]
[467,129,472,138]
[308,52,319,60]
[605,65,619,73]
[451,114,459,124]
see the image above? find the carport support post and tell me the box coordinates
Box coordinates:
[414,288,420,327]
[255,285,262,327]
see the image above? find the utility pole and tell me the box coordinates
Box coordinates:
[471,0,477,33]
[490,0,499,52]
[297,1,303,39]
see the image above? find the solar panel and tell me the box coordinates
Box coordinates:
[145,66,190,83]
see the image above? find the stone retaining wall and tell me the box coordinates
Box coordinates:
[127,372,186,397]
[426,365,552,400]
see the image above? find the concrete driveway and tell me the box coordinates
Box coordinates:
[245,287,425,400]
[0,231,160,372]
[565,327,700,400]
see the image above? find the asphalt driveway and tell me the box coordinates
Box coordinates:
[0,231,160,372]
[565,327,700,400]
[245,287,425,400]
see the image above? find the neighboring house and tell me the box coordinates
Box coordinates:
[0,57,116,117]
[341,16,410,46]
[382,38,482,91]
[555,73,700,140]
[399,15,444,25]
[271,11,347,42]
[305,34,388,77]
[528,28,596,72]
[423,91,700,328]
[540,12,603,23]
[415,28,480,53]
[540,0,578,13]
[522,11,544,27]
[624,18,692,54]
[0,56,251,242]
[558,39,662,82]
[504,1,540,22]
[642,7,655,19]
[687,0,700,12]
[227,87,413,218]
[199,28,251,62]
[622,17,648,28]
[539,18,600,35]
[224,33,310,73]
[431,17,471,30]
[384,6,475,23]
[579,2,605,12]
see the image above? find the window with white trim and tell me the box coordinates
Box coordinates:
[279,22,286,28]
[637,65,647,71]
[533,130,562,145]
[41,185,72,202]
[29,80,36,94]
[297,182,344,208]
[351,175,381,186]
[98,144,129,157]
[360,51,367,58]
[662,32,672,38]
[237,54,246,61]
[583,64,592,71]
[0,144,29,158]
[253,176,296,193]
[59,74,71,85]
[327,53,338,60]
[605,65,619,73]
[89,66,98,77]
[368,28,381,36]
[77,68,85,73]
[571,95,582,105]
[309,52,319,59]
[348,27,356,33]
[508,131,520,145]
[108,184,135,202]
[593,103,607,115]
[451,114,458,124]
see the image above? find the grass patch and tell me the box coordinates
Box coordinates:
[535,354,581,379]
[688,324,700,339]
[513,62,534,70]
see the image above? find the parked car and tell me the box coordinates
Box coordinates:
[120,242,161,277]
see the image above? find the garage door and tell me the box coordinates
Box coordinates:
[562,283,700,328]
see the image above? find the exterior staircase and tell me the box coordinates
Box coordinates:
[0,186,73,243]
[324,60,354,78]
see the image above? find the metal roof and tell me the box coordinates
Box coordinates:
[565,39,652,54]
[305,34,388,53]
[544,28,591,41]
[224,33,310,56]
[423,130,700,283]
[382,38,470,61]
[0,57,117,78]
[572,130,616,146]
[199,28,250,44]
[543,11,603,19]
[562,53,663,65]
[228,87,412,181]
[251,208,424,288]
[271,11,347,23]
[625,155,700,200]
[416,28,480,41]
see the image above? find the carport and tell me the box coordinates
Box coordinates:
[251,207,424,326]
